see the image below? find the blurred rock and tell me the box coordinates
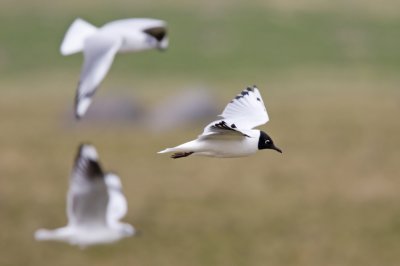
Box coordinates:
[148,88,219,133]
[64,91,146,125]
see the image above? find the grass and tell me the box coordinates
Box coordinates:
[1,5,400,79]
[0,1,400,266]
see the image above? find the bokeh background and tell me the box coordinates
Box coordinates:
[1,0,400,265]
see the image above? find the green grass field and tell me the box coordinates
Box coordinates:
[1,1,400,265]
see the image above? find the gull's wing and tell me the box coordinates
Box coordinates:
[200,86,269,138]
[200,120,250,140]
[67,144,109,228]
[75,34,122,119]
[104,173,128,226]
[219,86,268,129]
[104,18,167,32]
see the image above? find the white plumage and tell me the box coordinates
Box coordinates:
[34,144,134,248]
[61,18,168,119]
[158,85,281,158]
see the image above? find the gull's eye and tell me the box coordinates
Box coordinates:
[265,139,270,144]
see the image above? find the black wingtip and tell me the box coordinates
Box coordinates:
[75,112,82,120]
[73,143,103,178]
[74,99,82,120]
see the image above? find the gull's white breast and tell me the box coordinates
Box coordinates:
[197,136,259,157]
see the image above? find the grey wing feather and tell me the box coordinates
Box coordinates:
[105,174,128,225]
[67,144,109,227]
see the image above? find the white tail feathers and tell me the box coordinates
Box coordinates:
[34,228,71,242]
[158,148,173,154]
[34,229,57,241]
[35,229,58,241]
[60,18,97,55]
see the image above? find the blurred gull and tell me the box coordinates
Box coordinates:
[60,18,168,119]
[35,144,134,247]
[158,85,282,158]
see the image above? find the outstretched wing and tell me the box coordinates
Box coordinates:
[67,144,109,228]
[75,34,122,119]
[220,86,269,129]
[104,173,128,226]
[200,86,269,138]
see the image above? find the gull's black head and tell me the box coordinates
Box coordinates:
[258,131,282,153]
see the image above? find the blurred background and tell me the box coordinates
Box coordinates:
[1,0,399,265]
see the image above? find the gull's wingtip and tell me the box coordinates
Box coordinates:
[75,97,92,120]
[80,144,98,160]
[74,111,83,120]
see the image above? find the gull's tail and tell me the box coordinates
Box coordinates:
[60,18,97,56]
[158,140,197,155]
[34,228,71,242]
[34,229,56,241]
[158,148,173,154]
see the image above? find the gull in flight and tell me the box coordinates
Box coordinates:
[60,18,168,119]
[35,144,134,247]
[158,85,282,158]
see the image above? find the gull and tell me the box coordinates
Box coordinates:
[158,85,282,158]
[60,18,168,119]
[34,144,134,247]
